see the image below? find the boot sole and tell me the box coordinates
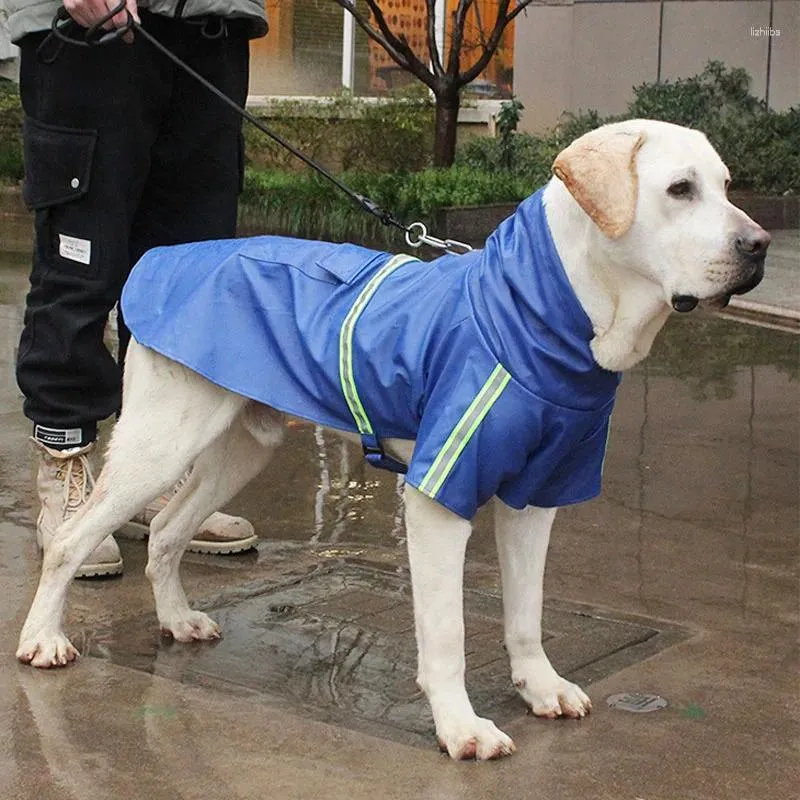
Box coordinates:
[184,535,259,555]
[118,520,258,555]
[75,559,124,579]
[37,540,123,579]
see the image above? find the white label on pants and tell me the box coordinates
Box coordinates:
[59,234,92,265]
[34,425,83,446]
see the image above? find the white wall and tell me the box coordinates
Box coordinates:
[514,0,799,134]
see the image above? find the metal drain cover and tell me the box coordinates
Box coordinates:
[606,692,668,713]
[85,563,688,747]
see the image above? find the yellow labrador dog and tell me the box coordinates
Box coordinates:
[17,120,768,760]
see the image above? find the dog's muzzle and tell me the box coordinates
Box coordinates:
[672,251,767,314]
[730,258,765,296]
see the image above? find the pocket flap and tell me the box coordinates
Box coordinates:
[315,243,388,284]
[22,117,97,210]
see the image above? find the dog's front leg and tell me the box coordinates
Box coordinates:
[494,501,591,718]
[405,487,515,760]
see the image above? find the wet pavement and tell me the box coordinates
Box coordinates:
[1,220,798,799]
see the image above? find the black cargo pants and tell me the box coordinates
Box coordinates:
[16,11,249,448]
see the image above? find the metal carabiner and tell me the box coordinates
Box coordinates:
[404,221,473,255]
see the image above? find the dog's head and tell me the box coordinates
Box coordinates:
[552,119,768,311]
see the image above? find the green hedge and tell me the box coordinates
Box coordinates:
[458,62,800,195]
[0,79,23,183]
[244,90,435,174]
[240,166,537,245]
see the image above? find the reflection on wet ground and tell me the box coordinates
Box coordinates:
[83,563,689,746]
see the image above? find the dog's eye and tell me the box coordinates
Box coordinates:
[667,180,694,198]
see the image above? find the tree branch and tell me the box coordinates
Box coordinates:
[471,1,489,53]
[460,0,524,86]
[367,0,424,69]
[446,0,475,77]
[357,0,437,87]
[425,0,444,77]
[330,0,412,72]
[505,0,539,26]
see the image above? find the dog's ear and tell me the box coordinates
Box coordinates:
[552,128,646,239]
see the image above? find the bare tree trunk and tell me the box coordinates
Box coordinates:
[433,90,461,167]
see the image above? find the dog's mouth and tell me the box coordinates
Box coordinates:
[672,260,765,313]
[702,294,733,310]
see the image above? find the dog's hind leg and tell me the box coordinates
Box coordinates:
[145,404,284,642]
[17,344,247,668]
[405,486,515,760]
[494,501,591,719]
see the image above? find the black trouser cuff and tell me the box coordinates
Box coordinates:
[32,423,97,450]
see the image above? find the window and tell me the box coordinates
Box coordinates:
[250,1,513,99]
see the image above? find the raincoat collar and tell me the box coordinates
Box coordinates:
[467,188,620,409]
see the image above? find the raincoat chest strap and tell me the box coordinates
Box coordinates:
[338,253,419,472]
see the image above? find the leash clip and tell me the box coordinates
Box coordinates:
[405,222,473,255]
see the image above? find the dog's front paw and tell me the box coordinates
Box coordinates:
[514,659,591,719]
[17,631,79,668]
[160,610,221,642]
[436,716,515,761]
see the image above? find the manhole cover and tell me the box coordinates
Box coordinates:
[85,564,688,747]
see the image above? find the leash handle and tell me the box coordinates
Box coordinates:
[53,2,133,46]
[42,7,474,255]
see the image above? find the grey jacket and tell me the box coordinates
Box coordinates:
[5,0,267,43]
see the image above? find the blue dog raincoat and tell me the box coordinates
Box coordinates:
[122,189,620,520]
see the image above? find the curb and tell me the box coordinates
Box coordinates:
[722,298,800,333]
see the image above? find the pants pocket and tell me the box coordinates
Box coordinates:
[23,116,100,277]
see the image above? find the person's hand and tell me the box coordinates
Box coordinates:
[62,0,140,42]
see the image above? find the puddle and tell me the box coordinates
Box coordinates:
[84,563,688,747]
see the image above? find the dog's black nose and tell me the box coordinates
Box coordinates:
[735,229,771,261]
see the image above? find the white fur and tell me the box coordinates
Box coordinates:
[16,121,767,760]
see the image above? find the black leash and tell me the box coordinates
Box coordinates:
[42,5,473,254]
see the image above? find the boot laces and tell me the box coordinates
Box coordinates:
[55,453,95,517]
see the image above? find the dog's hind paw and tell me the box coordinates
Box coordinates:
[160,610,221,643]
[16,632,79,668]
[436,716,516,761]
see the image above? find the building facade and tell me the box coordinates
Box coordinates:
[514,0,799,132]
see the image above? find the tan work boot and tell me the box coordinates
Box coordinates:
[120,472,258,555]
[33,440,123,578]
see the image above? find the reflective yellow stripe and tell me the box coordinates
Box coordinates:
[418,363,511,498]
[338,254,418,435]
